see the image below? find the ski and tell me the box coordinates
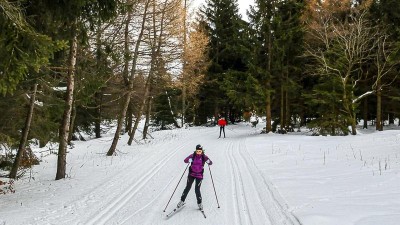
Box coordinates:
[200,209,206,218]
[166,204,185,218]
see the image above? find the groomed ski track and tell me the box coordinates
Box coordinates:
[30,124,301,225]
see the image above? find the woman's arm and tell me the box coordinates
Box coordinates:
[184,154,193,163]
[205,155,213,165]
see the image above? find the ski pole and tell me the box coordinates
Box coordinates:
[208,164,220,208]
[163,163,190,212]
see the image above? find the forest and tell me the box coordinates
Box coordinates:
[1,0,400,180]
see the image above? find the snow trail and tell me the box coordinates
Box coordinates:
[1,124,301,225]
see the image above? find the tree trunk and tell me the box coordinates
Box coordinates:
[94,91,102,138]
[265,0,274,133]
[9,83,38,179]
[351,117,357,135]
[280,82,284,132]
[126,102,133,134]
[266,84,272,133]
[127,103,145,145]
[127,74,151,145]
[142,96,152,139]
[123,8,133,134]
[342,78,357,135]
[265,33,272,133]
[376,83,383,131]
[123,7,132,86]
[68,103,77,143]
[56,24,78,180]
[285,56,291,131]
[166,91,180,128]
[363,97,368,129]
[285,87,290,131]
[350,100,357,135]
[94,20,103,139]
[181,0,188,128]
[107,90,132,156]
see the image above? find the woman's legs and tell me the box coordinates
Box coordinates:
[194,178,203,204]
[180,175,195,202]
[219,126,225,138]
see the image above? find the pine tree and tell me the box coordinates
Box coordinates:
[369,0,400,129]
[0,1,54,95]
[304,76,351,135]
[272,0,306,132]
[304,1,379,135]
[29,0,118,180]
[198,0,248,124]
[247,0,277,132]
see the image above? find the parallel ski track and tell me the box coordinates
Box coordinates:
[34,131,192,224]
[237,138,302,225]
[32,126,301,225]
[84,141,189,225]
[138,128,217,224]
[33,138,181,225]
[225,129,301,225]
[226,140,253,225]
[97,128,217,225]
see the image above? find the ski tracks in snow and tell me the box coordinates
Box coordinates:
[226,140,255,225]
[83,128,216,225]
[34,130,198,225]
[225,132,301,225]
[83,146,181,225]
[31,126,301,225]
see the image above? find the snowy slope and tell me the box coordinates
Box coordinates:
[1,122,400,225]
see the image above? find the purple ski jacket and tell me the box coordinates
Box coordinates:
[184,153,213,179]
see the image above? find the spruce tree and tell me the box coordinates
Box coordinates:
[272,0,305,132]
[0,1,54,95]
[247,0,277,132]
[28,0,118,180]
[198,0,247,123]
[369,0,400,127]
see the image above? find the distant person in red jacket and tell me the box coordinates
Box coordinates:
[218,117,227,138]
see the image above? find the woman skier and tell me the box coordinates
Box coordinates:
[177,144,213,210]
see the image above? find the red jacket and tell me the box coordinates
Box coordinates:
[218,118,227,126]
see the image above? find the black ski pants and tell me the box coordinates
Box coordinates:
[219,126,225,138]
[180,175,203,204]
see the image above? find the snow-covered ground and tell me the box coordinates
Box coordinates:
[1,122,400,225]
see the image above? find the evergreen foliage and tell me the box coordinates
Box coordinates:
[198,0,248,123]
[153,88,181,130]
[0,1,55,95]
[3,0,400,180]
[304,75,351,135]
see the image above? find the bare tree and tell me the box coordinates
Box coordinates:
[305,4,378,135]
[107,0,151,155]
[181,0,188,127]
[128,0,186,142]
[178,6,208,126]
[56,23,78,179]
